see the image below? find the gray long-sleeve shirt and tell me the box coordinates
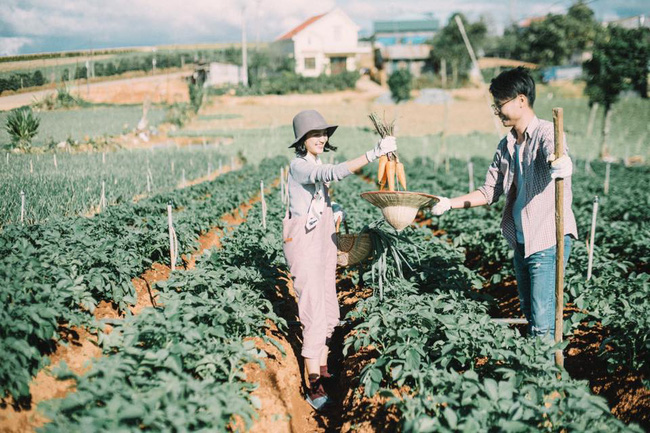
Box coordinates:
[288,153,352,217]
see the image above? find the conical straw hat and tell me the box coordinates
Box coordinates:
[361,191,440,231]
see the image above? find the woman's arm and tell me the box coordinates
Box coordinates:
[449,190,488,209]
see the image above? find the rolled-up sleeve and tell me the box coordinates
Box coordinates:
[478,141,506,205]
[291,158,352,185]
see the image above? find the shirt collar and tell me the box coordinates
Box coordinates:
[304,152,320,164]
[506,116,540,153]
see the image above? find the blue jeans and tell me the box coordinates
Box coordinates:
[513,236,572,339]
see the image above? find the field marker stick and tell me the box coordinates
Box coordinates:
[219,159,223,172]
[101,181,106,210]
[280,167,285,202]
[181,169,186,186]
[586,102,598,138]
[454,15,502,138]
[231,156,235,169]
[553,107,565,368]
[167,201,176,271]
[603,161,611,195]
[6,153,8,165]
[53,154,58,170]
[171,160,175,174]
[20,191,25,224]
[467,159,474,192]
[587,196,599,281]
[146,169,152,193]
[30,159,33,173]
[260,180,267,229]
[102,152,106,165]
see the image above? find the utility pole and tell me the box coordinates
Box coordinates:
[241,4,249,86]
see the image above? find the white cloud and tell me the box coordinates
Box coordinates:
[0,0,647,54]
[0,37,33,56]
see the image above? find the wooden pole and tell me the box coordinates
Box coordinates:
[167,201,176,271]
[587,196,599,281]
[20,191,25,224]
[553,107,565,368]
[454,15,503,138]
[603,161,611,195]
[260,180,267,229]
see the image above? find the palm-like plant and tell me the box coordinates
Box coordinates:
[5,107,40,150]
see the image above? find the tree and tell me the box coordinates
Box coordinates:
[583,26,650,157]
[388,69,412,103]
[510,1,601,66]
[430,13,487,87]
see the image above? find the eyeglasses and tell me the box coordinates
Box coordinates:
[491,96,518,114]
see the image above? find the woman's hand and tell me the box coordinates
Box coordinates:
[366,136,397,162]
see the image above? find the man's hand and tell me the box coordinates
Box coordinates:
[548,154,573,179]
[431,197,451,216]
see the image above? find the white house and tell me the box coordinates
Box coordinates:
[274,8,360,77]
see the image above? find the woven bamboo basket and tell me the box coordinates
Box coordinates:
[360,191,439,231]
[336,219,372,267]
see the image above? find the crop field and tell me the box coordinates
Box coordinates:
[1,77,649,432]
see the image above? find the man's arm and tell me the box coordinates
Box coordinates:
[450,190,488,209]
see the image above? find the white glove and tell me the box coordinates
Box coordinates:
[548,154,573,179]
[332,202,345,224]
[366,136,397,162]
[431,197,451,216]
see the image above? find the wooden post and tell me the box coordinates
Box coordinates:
[100,180,106,210]
[603,161,611,195]
[586,102,598,138]
[587,196,599,281]
[260,180,267,229]
[167,201,176,271]
[553,108,565,368]
[20,191,25,224]
[467,159,474,192]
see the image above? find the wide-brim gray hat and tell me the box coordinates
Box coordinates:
[289,109,338,148]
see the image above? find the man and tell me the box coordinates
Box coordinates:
[432,67,577,339]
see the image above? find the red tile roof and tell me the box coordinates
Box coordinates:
[276,13,326,41]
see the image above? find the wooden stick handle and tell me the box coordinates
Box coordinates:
[553,107,565,368]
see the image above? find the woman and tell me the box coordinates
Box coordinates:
[283,109,396,410]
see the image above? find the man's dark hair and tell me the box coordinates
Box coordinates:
[489,67,536,108]
[294,140,337,157]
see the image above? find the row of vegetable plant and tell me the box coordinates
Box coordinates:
[0,157,285,406]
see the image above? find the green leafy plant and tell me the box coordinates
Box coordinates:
[5,107,40,150]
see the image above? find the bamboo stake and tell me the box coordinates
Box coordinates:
[467,159,474,192]
[260,180,267,229]
[20,191,25,224]
[587,196,599,281]
[553,108,565,368]
[604,161,611,195]
[167,201,176,271]
[100,180,106,210]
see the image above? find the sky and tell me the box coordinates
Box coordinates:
[1,0,647,56]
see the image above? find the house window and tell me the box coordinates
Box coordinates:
[304,57,316,70]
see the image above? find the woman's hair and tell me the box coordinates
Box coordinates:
[489,66,536,108]
[294,139,337,157]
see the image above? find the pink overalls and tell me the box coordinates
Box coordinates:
[283,193,340,359]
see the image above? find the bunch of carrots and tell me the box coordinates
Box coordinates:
[369,113,407,191]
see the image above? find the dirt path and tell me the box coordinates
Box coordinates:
[0,72,190,111]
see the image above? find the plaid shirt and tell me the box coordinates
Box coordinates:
[478,116,578,257]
